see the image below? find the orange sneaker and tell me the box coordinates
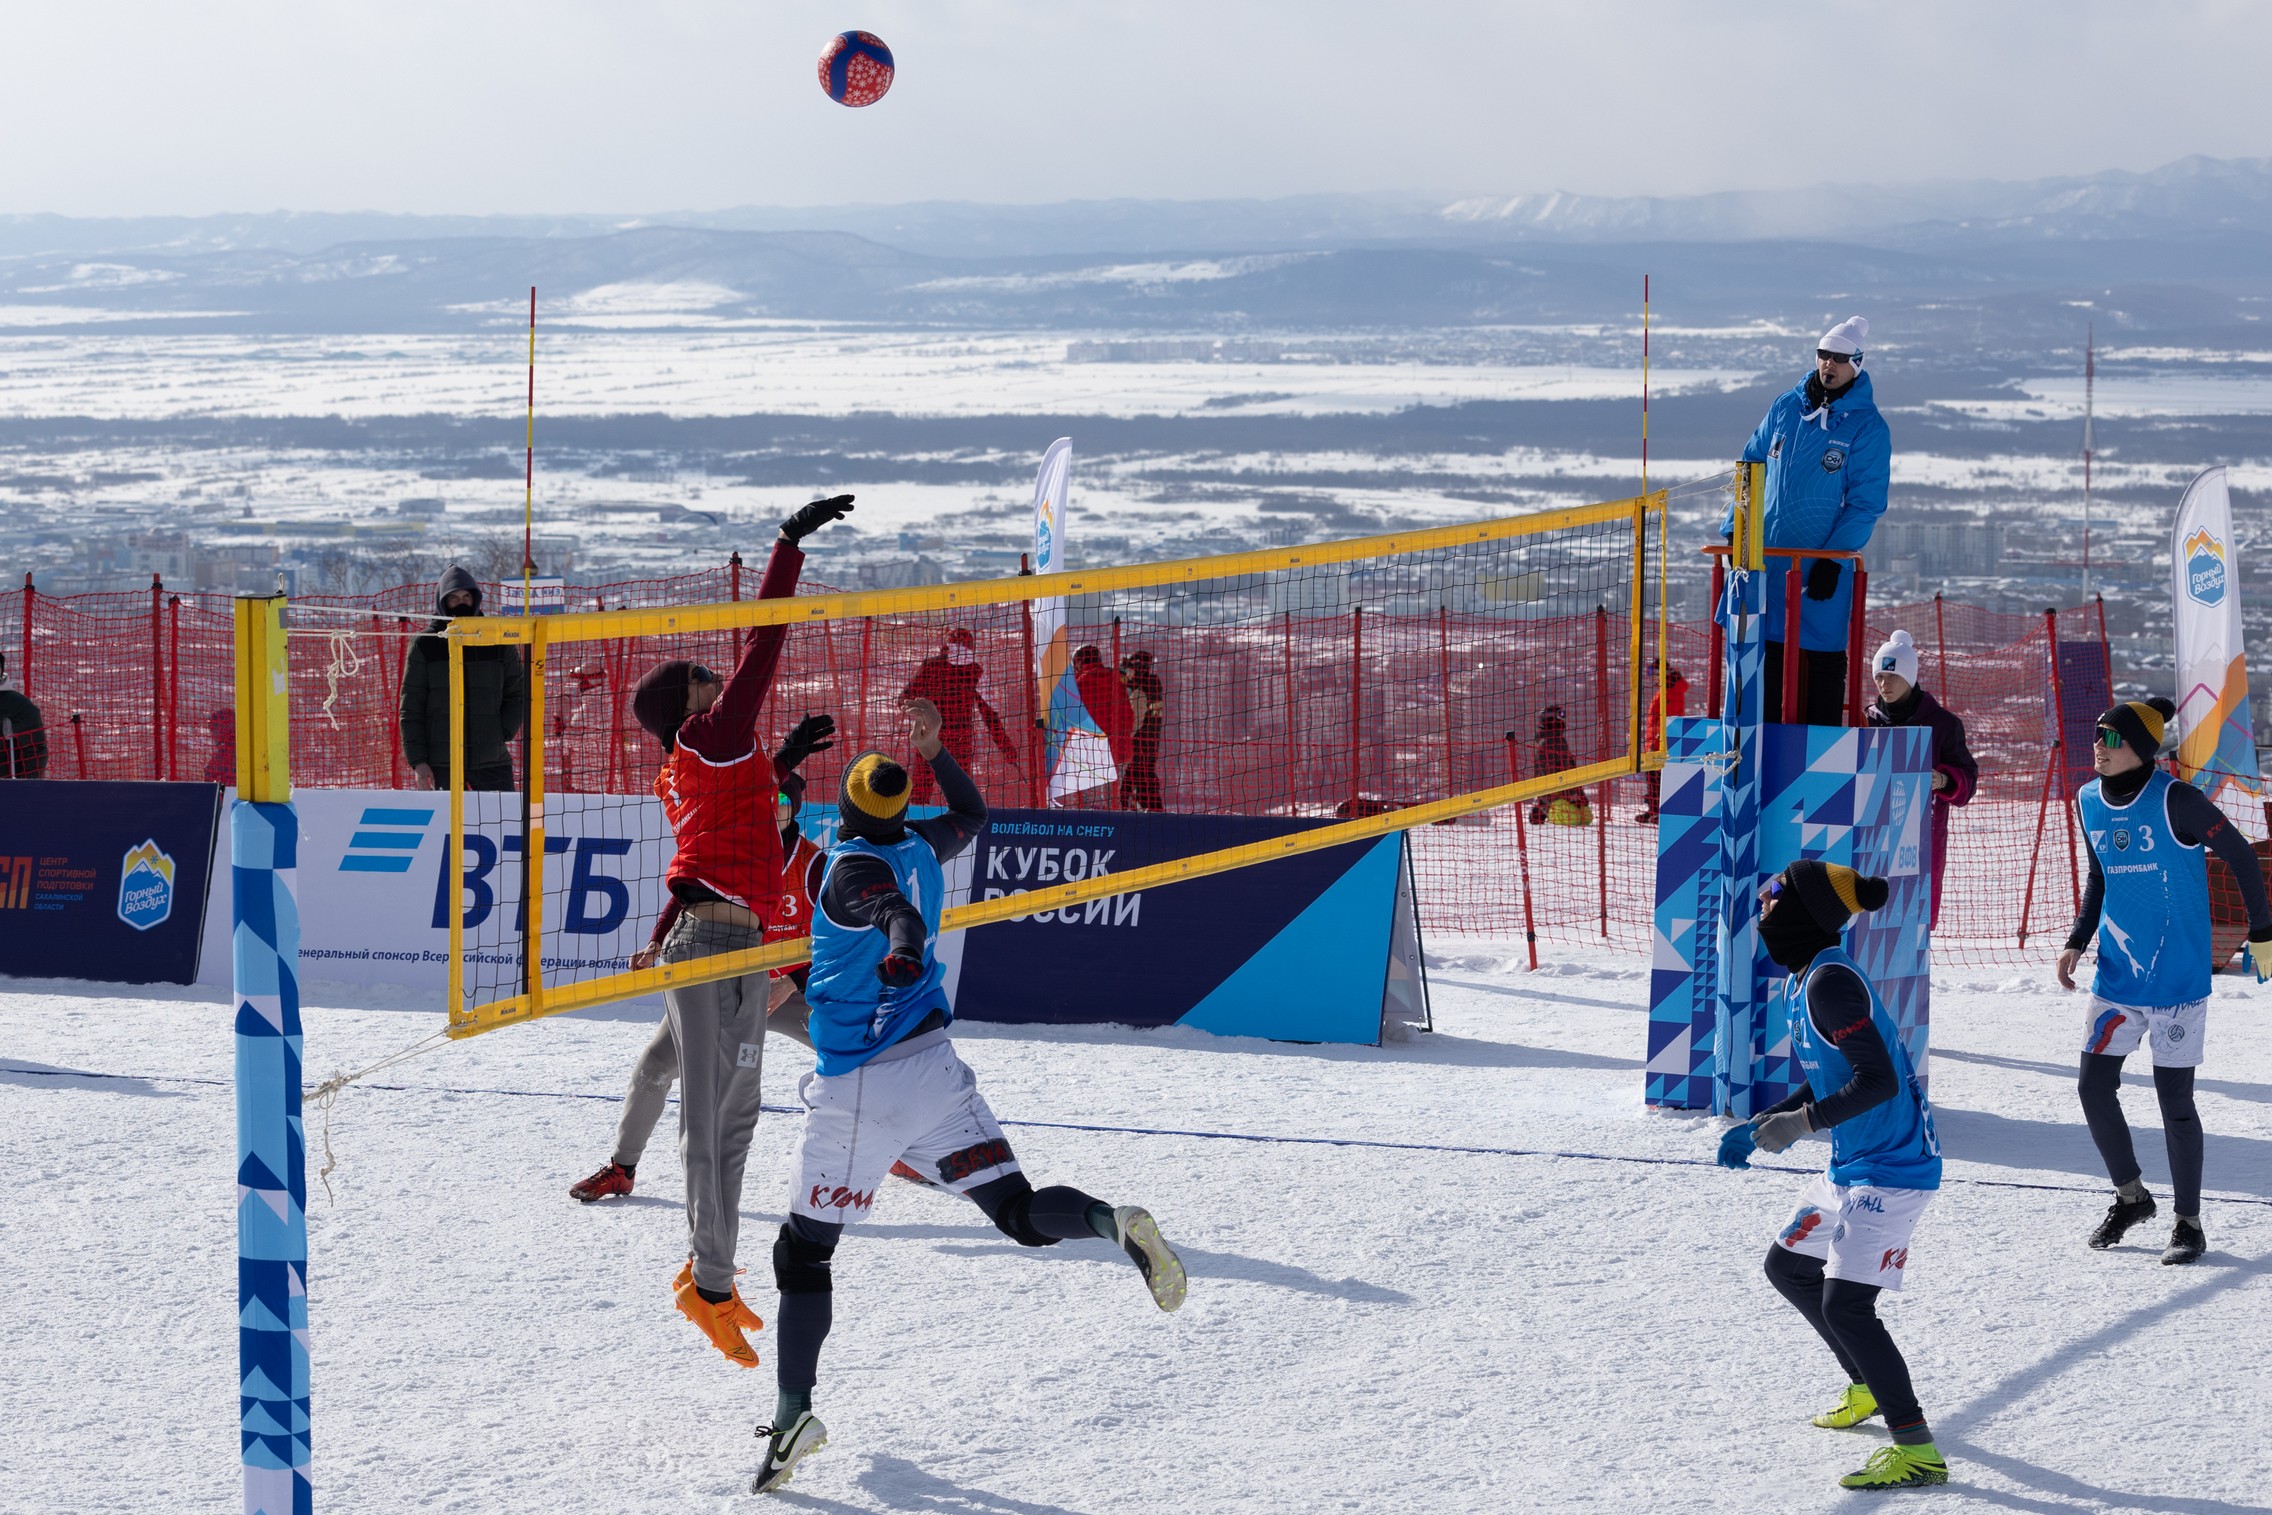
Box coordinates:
[674,1274,760,1367]
[673,1260,762,1330]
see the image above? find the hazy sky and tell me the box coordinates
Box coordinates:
[4,0,2269,215]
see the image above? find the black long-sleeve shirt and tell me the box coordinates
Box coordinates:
[819,745,986,961]
[1763,962,1898,1129]
[2065,773,2272,952]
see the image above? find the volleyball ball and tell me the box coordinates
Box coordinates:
[818,31,894,107]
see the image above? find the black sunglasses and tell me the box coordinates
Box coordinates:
[1816,349,1858,365]
[688,665,715,685]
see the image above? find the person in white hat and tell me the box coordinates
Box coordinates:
[1863,629,1976,926]
[1719,316,1891,724]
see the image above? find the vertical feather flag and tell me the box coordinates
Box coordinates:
[1028,439,1116,800]
[2171,466,2262,803]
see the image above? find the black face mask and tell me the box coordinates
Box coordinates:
[1760,896,1840,972]
[1805,372,1857,410]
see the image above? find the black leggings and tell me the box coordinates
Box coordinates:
[2078,1054,2203,1217]
[1764,1245,1931,1445]
[771,1175,1109,1395]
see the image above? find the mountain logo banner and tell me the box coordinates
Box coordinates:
[117,839,177,931]
[2170,467,2261,803]
[2183,526,2228,607]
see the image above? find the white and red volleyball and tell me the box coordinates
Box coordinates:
[818,31,894,107]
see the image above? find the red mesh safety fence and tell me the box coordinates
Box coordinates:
[7,563,2234,971]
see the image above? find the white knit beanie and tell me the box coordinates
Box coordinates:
[1873,629,1918,686]
[1818,315,1868,364]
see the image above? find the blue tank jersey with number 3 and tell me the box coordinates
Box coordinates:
[805,833,950,1076]
[2077,767,2210,1008]
[1791,947,1942,1190]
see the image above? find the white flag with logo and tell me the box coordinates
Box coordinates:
[2171,466,2262,802]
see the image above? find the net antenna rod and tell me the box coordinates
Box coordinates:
[524,286,538,601]
[2082,322,2094,603]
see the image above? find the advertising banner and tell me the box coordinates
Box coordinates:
[953,807,1416,1045]
[0,780,222,984]
[1026,437,1116,800]
[191,791,1420,1046]
[198,787,680,995]
[2171,466,2262,804]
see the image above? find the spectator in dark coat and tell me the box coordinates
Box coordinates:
[1527,704,1592,827]
[1119,648,1164,811]
[398,565,527,791]
[900,627,1020,802]
[0,652,46,779]
[1636,664,1690,824]
[1865,630,1977,927]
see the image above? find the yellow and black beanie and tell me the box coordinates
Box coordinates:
[838,750,911,839]
[1785,859,1891,933]
[2096,697,2176,760]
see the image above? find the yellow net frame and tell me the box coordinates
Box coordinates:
[442,489,1671,1040]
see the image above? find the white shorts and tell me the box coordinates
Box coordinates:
[2082,996,2207,1068]
[1773,1174,1933,1292]
[788,1033,1020,1224]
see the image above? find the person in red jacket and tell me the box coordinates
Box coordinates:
[1636,664,1690,825]
[1061,643,1133,808]
[899,627,1021,802]
[622,494,851,1369]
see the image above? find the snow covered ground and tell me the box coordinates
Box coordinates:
[7,951,2271,1514]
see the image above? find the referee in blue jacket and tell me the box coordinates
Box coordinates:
[1722,316,1891,725]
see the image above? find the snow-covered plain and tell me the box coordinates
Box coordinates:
[6,954,2271,1514]
[0,328,1754,422]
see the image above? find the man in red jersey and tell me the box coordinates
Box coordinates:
[570,772,825,1203]
[624,494,851,1368]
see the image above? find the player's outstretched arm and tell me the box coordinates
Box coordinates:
[904,696,987,861]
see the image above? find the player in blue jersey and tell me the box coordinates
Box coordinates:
[2058,698,2272,1266]
[1717,860,1948,1491]
[750,696,1187,1495]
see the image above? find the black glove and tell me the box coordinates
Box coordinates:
[775,713,836,771]
[1804,558,1842,600]
[780,494,855,543]
[875,949,925,988]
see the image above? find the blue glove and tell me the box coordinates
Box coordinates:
[1716,1123,1757,1170]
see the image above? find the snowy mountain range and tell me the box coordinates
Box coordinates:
[1,156,2269,341]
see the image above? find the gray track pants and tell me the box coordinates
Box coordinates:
[660,915,801,1294]
[613,980,811,1169]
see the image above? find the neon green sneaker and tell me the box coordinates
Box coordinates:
[1839,1443,1949,1490]
[1812,1383,1879,1429]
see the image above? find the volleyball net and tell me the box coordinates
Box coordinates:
[435,490,1675,1037]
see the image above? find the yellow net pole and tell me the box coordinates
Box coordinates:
[232,595,290,803]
